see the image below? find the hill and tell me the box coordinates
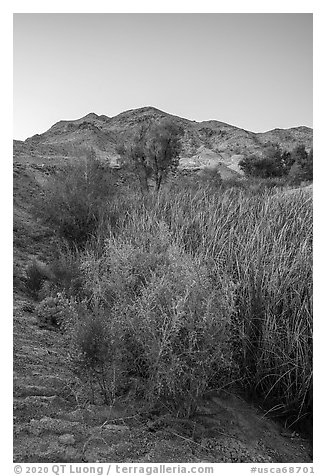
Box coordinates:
[13,108,313,463]
[14,107,313,174]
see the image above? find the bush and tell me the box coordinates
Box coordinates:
[239,145,288,178]
[120,250,236,417]
[25,248,85,301]
[239,144,312,185]
[25,259,55,299]
[289,146,313,184]
[69,305,124,405]
[35,293,77,330]
[35,151,118,247]
[47,244,85,299]
[77,222,237,416]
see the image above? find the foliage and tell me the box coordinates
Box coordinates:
[25,259,55,299]
[239,143,312,183]
[47,243,85,299]
[35,150,118,247]
[197,168,223,190]
[117,119,184,192]
[35,293,77,330]
[113,186,311,424]
[239,144,290,178]
[289,146,313,183]
[69,305,122,404]
[41,167,312,427]
[75,223,236,416]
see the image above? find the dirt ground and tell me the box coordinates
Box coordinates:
[13,292,313,463]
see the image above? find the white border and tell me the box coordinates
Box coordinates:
[3,2,324,473]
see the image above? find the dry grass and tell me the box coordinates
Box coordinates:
[41,177,312,425]
[104,184,312,422]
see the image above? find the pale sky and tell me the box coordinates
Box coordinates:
[13,13,312,140]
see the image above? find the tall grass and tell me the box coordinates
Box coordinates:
[96,184,312,423]
[39,175,312,425]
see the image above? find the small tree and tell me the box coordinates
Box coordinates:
[239,144,293,179]
[306,148,313,181]
[289,145,313,183]
[117,125,152,194]
[118,119,184,192]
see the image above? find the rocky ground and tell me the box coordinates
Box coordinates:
[13,162,313,463]
[13,296,313,463]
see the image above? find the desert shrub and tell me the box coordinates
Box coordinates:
[25,259,55,299]
[37,280,57,302]
[25,247,86,301]
[47,244,85,299]
[164,173,197,192]
[35,151,118,247]
[35,293,77,330]
[77,223,237,416]
[69,305,123,405]
[120,251,236,417]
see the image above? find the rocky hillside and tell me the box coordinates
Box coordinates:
[14,107,313,175]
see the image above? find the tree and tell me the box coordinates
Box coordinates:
[239,144,295,179]
[117,119,184,192]
[306,148,313,181]
[289,145,313,182]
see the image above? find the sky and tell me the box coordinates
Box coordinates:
[13,13,312,140]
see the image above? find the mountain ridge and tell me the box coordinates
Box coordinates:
[14,106,313,175]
